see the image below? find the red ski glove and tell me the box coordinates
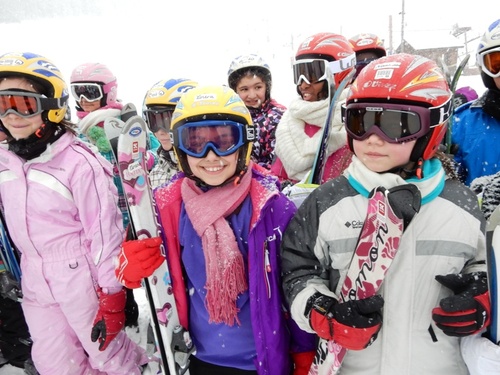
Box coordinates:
[432,272,490,337]
[308,292,384,350]
[115,237,164,289]
[91,288,126,351]
[291,350,316,375]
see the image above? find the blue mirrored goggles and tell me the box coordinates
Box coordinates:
[171,120,255,158]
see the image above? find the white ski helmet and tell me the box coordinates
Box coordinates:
[476,19,500,89]
[227,54,272,100]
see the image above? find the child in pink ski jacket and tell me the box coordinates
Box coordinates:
[0,52,149,374]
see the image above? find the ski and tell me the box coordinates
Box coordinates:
[116,115,194,375]
[444,54,470,154]
[308,68,356,185]
[309,184,421,375]
[486,205,500,344]
[103,103,138,161]
[0,210,21,283]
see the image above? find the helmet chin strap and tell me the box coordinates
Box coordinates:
[384,158,423,180]
[192,167,248,189]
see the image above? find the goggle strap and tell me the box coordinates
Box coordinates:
[102,81,114,95]
[328,53,356,74]
[245,125,256,142]
[430,97,452,126]
[41,95,69,110]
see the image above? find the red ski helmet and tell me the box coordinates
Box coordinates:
[294,33,356,99]
[349,33,387,58]
[345,53,452,162]
[349,33,387,78]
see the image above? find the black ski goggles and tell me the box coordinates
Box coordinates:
[143,106,175,133]
[0,90,64,118]
[344,99,452,144]
[70,83,104,102]
[171,120,255,158]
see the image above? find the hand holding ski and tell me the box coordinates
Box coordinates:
[116,237,165,289]
[309,184,421,374]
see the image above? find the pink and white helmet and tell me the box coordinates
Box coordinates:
[70,62,118,105]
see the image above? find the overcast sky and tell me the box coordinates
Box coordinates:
[0,0,495,111]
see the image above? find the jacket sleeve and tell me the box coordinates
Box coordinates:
[280,184,337,333]
[72,149,125,292]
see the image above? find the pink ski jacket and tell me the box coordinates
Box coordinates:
[0,132,124,293]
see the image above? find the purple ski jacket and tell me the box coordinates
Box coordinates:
[154,166,316,375]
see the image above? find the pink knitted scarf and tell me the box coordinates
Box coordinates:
[181,170,251,326]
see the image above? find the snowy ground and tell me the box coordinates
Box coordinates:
[0,289,151,374]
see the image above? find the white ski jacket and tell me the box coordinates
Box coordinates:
[281,156,486,375]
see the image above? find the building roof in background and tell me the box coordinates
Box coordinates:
[401,30,464,50]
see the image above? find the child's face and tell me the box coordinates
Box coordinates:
[353,134,416,173]
[236,74,266,109]
[494,76,500,91]
[0,77,44,140]
[297,80,325,102]
[154,128,172,151]
[79,97,101,112]
[187,150,238,186]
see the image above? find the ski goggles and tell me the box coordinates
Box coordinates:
[343,99,452,144]
[70,83,104,102]
[0,90,64,118]
[354,58,379,77]
[479,47,500,78]
[293,53,356,85]
[171,120,255,158]
[143,106,175,133]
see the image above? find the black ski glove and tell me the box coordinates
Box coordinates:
[432,272,490,337]
[307,292,384,350]
[0,269,22,301]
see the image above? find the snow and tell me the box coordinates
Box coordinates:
[0,289,151,374]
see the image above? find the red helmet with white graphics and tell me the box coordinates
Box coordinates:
[345,53,452,164]
[294,33,356,100]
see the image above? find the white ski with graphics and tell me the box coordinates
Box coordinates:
[115,115,194,375]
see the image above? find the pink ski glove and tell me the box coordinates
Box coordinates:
[91,288,126,351]
[115,237,164,289]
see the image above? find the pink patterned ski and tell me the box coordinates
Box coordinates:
[309,185,420,375]
[116,115,194,375]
